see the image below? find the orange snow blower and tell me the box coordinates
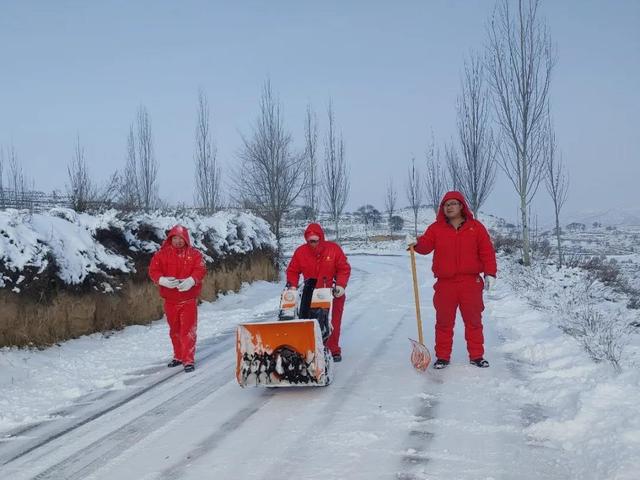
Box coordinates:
[236,279,334,387]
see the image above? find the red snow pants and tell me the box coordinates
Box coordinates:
[325,294,346,356]
[164,299,198,365]
[433,276,485,361]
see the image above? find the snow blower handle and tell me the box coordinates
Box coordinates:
[298,278,318,319]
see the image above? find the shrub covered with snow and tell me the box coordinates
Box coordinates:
[0,208,276,294]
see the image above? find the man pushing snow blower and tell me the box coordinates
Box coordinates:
[286,223,351,362]
[236,223,351,388]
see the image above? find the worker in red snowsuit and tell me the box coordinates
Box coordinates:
[411,191,497,369]
[149,225,206,373]
[286,223,351,362]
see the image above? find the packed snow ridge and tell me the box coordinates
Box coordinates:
[0,208,277,291]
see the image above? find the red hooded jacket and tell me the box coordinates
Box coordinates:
[414,191,497,279]
[149,225,207,302]
[286,223,351,289]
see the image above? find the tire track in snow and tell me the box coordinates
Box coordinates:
[157,392,276,480]
[257,260,409,480]
[29,366,238,480]
[259,316,407,480]
[9,266,380,478]
[5,256,390,479]
[150,265,381,479]
[1,297,284,469]
[0,325,242,469]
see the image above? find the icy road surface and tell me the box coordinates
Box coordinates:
[1,254,568,479]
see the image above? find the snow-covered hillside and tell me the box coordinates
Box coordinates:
[564,207,640,227]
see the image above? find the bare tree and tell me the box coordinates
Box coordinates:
[486,0,555,265]
[95,171,121,209]
[194,89,221,214]
[544,118,568,268]
[303,104,320,221]
[406,157,422,237]
[119,126,140,210]
[444,141,461,192]
[384,179,397,236]
[454,53,497,216]
[6,145,29,209]
[235,80,305,244]
[424,137,445,215]
[66,135,96,212]
[136,105,158,210]
[322,101,349,240]
[0,147,5,208]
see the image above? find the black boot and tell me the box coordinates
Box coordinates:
[184,364,195,373]
[433,359,450,369]
[167,359,182,368]
[470,358,490,368]
[332,353,342,363]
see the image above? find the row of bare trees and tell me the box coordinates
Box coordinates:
[65,95,224,214]
[234,81,350,245]
[402,49,499,239]
[398,0,569,267]
[487,0,556,265]
[66,105,157,212]
[0,145,32,209]
[487,0,568,267]
[3,81,347,250]
[322,102,350,239]
[194,89,221,214]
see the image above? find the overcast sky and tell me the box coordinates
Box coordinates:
[1,0,638,223]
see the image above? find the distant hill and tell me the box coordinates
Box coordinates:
[564,208,640,227]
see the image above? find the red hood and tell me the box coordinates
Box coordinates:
[163,224,192,248]
[436,191,474,223]
[304,223,326,243]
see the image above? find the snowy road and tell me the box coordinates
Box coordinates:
[1,254,569,479]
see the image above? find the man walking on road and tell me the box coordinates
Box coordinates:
[286,223,351,362]
[410,191,497,369]
[149,225,206,373]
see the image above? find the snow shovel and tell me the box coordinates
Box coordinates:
[409,245,431,371]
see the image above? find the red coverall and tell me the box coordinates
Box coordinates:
[414,191,497,361]
[286,223,351,356]
[149,225,206,365]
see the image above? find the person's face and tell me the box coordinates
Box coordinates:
[306,235,320,249]
[171,235,186,248]
[443,200,463,219]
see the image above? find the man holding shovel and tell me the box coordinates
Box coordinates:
[409,191,497,369]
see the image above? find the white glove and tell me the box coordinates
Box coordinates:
[406,235,417,251]
[177,277,196,292]
[484,275,496,291]
[333,286,345,298]
[159,276,180,288]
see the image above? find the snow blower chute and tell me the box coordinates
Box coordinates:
[236,278,334,387]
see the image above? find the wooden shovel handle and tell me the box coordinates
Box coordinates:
[409,245,424,345]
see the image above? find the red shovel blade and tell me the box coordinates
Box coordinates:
[409,338,431,371]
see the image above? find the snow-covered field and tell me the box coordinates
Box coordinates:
[1,242,639,479]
